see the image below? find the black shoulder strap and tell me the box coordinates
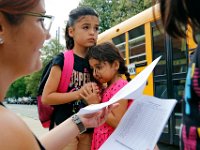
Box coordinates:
[34,135,46,150]
[0,102,5,106]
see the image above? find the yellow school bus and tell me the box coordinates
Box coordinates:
[97,4,197,145]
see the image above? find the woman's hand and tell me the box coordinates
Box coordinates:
[79,103,119,128]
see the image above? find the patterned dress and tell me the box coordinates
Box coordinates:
[181,44,200,150]
[91,79,128,150]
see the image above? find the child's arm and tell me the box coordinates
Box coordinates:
[105,99,128,128]
[42,65,93,105]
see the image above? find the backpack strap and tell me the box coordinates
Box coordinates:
[57,50,74,92]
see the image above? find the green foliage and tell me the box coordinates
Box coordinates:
[25,73,41,97]
[41,38,65,65]
[79,0,151,32]
[6,77,27,98]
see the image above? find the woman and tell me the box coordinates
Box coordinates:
[0,0,117,150]
[158,0,200,149]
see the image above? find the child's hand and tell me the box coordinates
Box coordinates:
[81,92,101,105]
[79,82,101,105]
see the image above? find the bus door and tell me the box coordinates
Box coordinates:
[152,23,188,145]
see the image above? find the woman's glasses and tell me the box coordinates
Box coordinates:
[24,12,54,32]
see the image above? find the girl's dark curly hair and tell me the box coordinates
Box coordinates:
[86,42,131,82]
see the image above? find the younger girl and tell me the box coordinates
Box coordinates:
[84,42,132,150]
[42,7,101,150]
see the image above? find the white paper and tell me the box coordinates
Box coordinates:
[99,95,177,150]
[78,56,162,115]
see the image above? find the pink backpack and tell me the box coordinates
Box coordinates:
[37,50,74,128]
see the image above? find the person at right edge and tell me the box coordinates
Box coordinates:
[157,0,200,149]
[42,7,101,150]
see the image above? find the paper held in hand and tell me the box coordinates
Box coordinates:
[78,56,177,150]
[99,95,177,150]
[78,56,163,115]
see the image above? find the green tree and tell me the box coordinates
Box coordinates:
[25,73,41,97]
[79,0,150,32]
[41,38,65,64]
[6,77,27,98]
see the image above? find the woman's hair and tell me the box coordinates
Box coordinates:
[65,6,99,49]
[86,42,131,82]
[159,0,200,39]
[0,0,40,25]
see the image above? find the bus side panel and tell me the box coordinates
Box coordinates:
[143,23,154,96]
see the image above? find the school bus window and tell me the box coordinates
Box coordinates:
[173,79,185,134]
[172,38,187,73]
[194,29,200,44]
[128,25,145,65]
[173,79,185,110]
[112,34,125,58]
[116,42,126,59]
[154,81,167,98]
[129,25,144,39]
[152,24,166,75]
